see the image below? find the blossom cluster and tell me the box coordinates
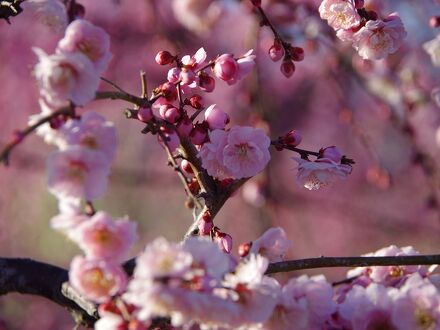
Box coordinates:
[319,0,407,60]
[94,232,440,330]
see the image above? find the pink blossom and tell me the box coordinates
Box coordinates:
[319,0,361,30]
[181,47,207,71]
[320,146,343,162]
[94,313,125,330]
[199,129,232,180]
[50,212,89,237]
[339,283,398,330]
[423,35,440,67]
[33,48,100,106]
[23,0,67,32]
[70,211,137,262]
[213,54,239,82]
[294,157,352,190]
[223,126,271,179]
[204,104,230,130]
[47,147,110,201]
[167,67,181,84]
[134,237,193,279]
[69,256,127,303]
[264,275,336,330]
[57,19,112,73]
[392,274,440,330]
[58,112,117,161]
[250,227,292,262]
[352,13,407,60]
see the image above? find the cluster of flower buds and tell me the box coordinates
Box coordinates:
[269,39,305,78]
[319,0,407,60]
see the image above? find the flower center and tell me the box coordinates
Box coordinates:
[415,308,435,329]
[67,160,88,180]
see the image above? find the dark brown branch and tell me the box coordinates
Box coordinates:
[0,258,97,327]
[266,255,440,275]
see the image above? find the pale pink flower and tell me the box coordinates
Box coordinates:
[264,275,336,330]
[58,112,117,161]
[294,157,352,190]
[339,284,398,330]
[181,47,207,71]
[134,237,193,279]
[204,104,230,130]
[69,256,127,303]
[352,13,407,60]
[94,313,125,330]
[423,35,440,67]
[34,48,100,106]
[50,212,89,237]
[223,126,271,179]
[250,227,292,262]
[23,0,67,32]
[71,211,137,262]
[47,147,110,201]
[199,129,232,180]
[319,0,361,30]
[57,19,112,73]
[392,274,440,330]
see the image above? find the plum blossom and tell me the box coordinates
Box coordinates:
[70,211,137,262]
[250,227,292,262]
[199,129,232,180]
[213,50,256,85]
[57,19,112,73]
[223,126,271,179]
[50,211,89,237]
[263,275,336,330]
[58,112,118,161]
[69,256,127,303]
[47,146,110,201]
[319,0,361,31]
[339,283,398,330]
[295,157,352,190]
[392,274,440,330]
[204,104,230,130]
[23,0,67,32]
[352,13,407,60]
[34,48,100,106]
[423,35,440,67]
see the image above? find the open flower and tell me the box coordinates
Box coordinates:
[250,227,292,262]
[294,157,352,190]
[34,48,100,106]
[319,0,361,31]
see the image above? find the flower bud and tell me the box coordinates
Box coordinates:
[290,47,305,62]
[320,146,343,162]
[155,50,174,65]
[204,104,230,130]
[188,178,200,195]
[238,242,252,258]
[189,94,204,109]
[181,159,194,174]
[430,16,440,28]
[280,60,295,78]
[214,232,233,253]
[176,115,193,138]
[213,54,238,82]
[137,105,153,122]
[180,68,196,85]
[269,42,284,62]
[167,67,181,84]
[198,212,213,235]
[160,82,177,102]
[159,104,180,123]
[282,130,302,147]
[190,122,209,145]
[199,72,216,92]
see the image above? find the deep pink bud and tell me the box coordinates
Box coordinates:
[199,72,216,92]
[189,94,204,109]
[181,159,194,174]
[430,16,440,28]
[160,82,177,102]
[176,115,193,138]
[198,212,213,235]
[269,42,284,62]
[188,178,200,195]
[282,130,302,147]
[280,60,295,78]
[11,130,24,144]
[291,47,305,62]
[320,146,343,162]
[190,122,209,145]
[238,242,252,258]
[213,54,238,82]
[215,232,233,253]
[204,104,230,130]
[155,51,174,65]
[137,106,153,122]
[159,104,180,123]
